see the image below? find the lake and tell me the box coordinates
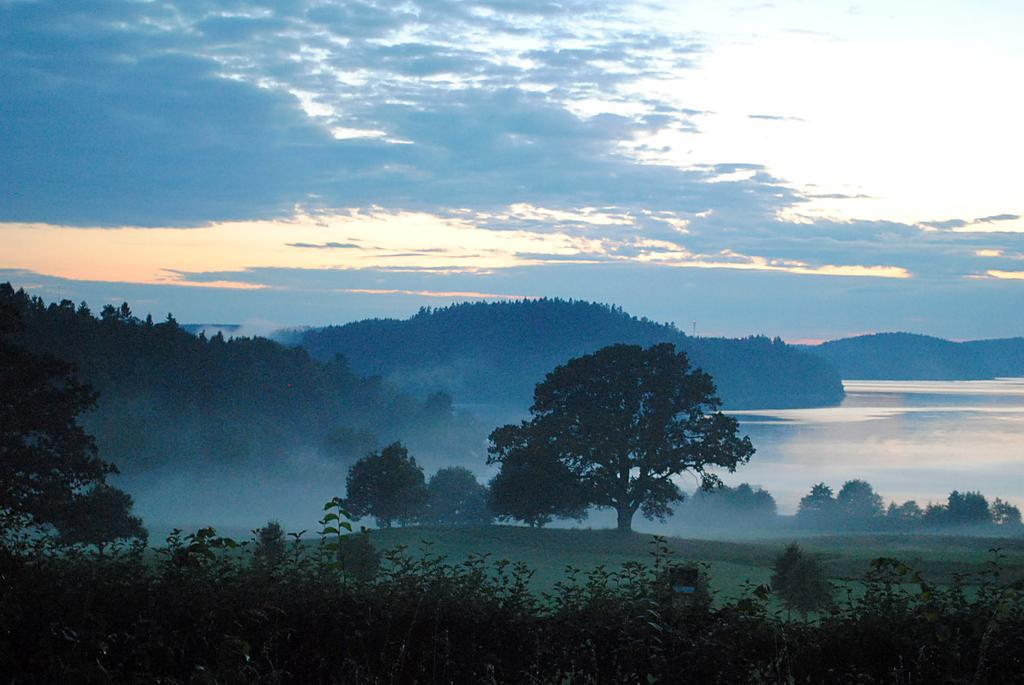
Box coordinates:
[727,378,1024,513]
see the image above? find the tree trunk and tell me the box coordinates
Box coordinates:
[616,506,634,533]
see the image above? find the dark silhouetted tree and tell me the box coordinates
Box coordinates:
[54,484,147,550]
[835,479,884,528]
[0,297,118,530]
[337,529,381,581]
[254,520,286,568]
[991,498,1022,527]
[950,491,991,525]
[422,466,492,527]
[771,543,833,619]
[488,423,589,527]
[343,442,427,528]
[946,490,992,527]
[886,500,923,530]
[489,343,754,532]
[795,483,837,528]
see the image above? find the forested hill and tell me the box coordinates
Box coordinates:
[296,299,844,409]
[0,284,481,474]
[802,332,1024,380]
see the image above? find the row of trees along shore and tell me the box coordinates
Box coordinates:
[342,440,1023,535]
[796,479,1022,532]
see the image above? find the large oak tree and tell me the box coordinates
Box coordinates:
[489,343,755,532]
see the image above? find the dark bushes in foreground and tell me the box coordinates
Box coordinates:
[1,531,1023,684]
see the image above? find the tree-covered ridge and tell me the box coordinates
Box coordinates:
[803,331,1024,380]
[297,298,844,409]
[0,284,481,473]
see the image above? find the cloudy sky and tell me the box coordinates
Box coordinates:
[2,0,1022,341]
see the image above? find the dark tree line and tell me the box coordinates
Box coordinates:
[0,284,481,473]
[796,480,1022,532]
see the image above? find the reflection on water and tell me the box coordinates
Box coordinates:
[726,378,1024,514]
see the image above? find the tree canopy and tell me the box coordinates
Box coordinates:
[487,423,589,527]
[488,343,755,532]
[835,479,885,528]
[343,442,427,528]
[421,467,492,527]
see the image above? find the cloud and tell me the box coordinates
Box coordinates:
[3,0,1023,301]
[748,113,806,122]
[0,0,747,229]
[985,270,1024,280]
[920,214,1022,232]
[286,242,361,250]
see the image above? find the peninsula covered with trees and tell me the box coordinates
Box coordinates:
[801,332,1024,380]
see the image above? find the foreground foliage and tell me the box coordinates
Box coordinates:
[2,529,1023,684]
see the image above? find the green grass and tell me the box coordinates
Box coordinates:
[363,525,1024,600]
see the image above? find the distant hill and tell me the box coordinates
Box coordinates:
[802,332,1024,380]
[295,299,844,409]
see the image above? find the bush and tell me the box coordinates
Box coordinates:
[337,529,381,581]
[2,523,1023,683]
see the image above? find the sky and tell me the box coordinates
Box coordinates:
[2,0,1023,341]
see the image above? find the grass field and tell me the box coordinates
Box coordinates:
[365,525,1024,601]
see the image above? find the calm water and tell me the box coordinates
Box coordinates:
[728,378,1024,513]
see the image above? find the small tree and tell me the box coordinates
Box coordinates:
[771,543,832,619]
[489,344,754,532]
[422,467,492,527]
[835,479,884,529]
[343,442,427,528]
[54,484,147,551]
[337,529,381,581]
[795,483,837,529]
[488,423,589,527]
[254,520,286,568]
[926,491,993,528]
[991,498,1022,528]
[886,500,923,530]
[946,490,991,527]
